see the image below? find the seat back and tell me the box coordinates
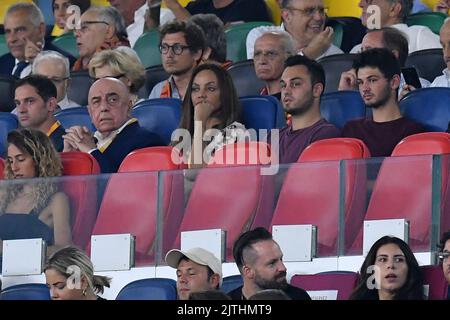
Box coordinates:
[91,146,184,264]
[271,138,370,255]
[173,142,275,260]
[133,30,162,68]
[356,133,450,251]
[421,265,449,300]
[225,21,274,62]
[290,272,358,300]
[400,87,450,132]
[0,113,18,157]
[320,91,366,129]
[0,283,51,300]
[405,12,447,34]
[0,34,8,57]
[0,75,16,112]
[325,17,366,53]
[222,274,243,294]
[240,95,285,134]
[60,152,100,248]
[405,49,447,82]
[115,278,177,300]
[51,32,79,58]
[318,54,358,93]
[131,98,182,145]
[143,65,170,97]
[227,59,266,97]
[67,71,94,106]
[54,106,95,131]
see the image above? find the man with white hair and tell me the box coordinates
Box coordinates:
[0,2,75,78]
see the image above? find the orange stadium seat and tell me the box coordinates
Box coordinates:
[290,271,359,300]
[60,151,100,248]
[351,132,450,252]
[271,138,370,256]
[89,146,185,264]
[172,142,275,260]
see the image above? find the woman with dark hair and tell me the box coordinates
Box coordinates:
[53,0,91,34]
[350,236,424,300]
[173,63,245,168]
[0,129,72,255]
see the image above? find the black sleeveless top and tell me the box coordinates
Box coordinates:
[0,208,54,245]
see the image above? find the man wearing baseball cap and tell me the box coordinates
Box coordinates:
[165,247,223,300]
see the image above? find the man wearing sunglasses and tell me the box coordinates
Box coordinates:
[149,20,205,100]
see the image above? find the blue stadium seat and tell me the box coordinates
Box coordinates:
[320,91,366,129]
[140,65,169,98]
[115,278,177,300]
[239,95,285,138]
[400,87,450,132]
[0,113,18,157]
[221,275,243,294]
[67,71,94,106]
[0,283,51,300]
[54,107,95,131]
[227,59,265,97]
[131,98,182,145]
[318,54,358,93]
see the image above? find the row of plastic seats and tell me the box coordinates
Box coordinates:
[2,264,447,300]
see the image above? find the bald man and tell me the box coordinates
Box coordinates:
[63,78,163,173]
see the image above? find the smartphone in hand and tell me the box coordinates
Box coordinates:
[401,67,422,89]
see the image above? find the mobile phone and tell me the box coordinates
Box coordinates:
[401,67,422,89]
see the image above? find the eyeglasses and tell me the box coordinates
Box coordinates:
[253,50,281,60]
[78,21,109,32]
[159,43,191,55]
[287,6,328,16]
[438,251,450,261]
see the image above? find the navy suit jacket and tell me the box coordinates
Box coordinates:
[90,121,165,173]
[0,40,76,76]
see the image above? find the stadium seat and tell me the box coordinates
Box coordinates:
[54,106,95,132]
[173,142,275,260]
[325,17,366,53]
[67,71,94,106]
[141,65,170,98]
[239,95,286,135]
[405,12,447,34]
[320,91,366,129]
[405,49,447,83]
[0,113,18,157]
[290,271,359,300]
[351,132,450,253]
[131,98,182,145]
[0,283,51,300]
[271,138,370,256]
[225,21,274,62]
[227,59,266,97]
[90,146,185,264]
[421,265,449,300]
[318,54,358,93]
[400,87,450,132]
[115,278,177,300]
[0,75,16,112]
[51,32,79,58]
[60,152,101,248]
[0,34,8,57]
[133,30,162,68]
[0,157,4,179]
[222,274,243,294]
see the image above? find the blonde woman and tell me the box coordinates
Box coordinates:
[0,129,72,255]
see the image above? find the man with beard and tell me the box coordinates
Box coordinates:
[273,55,340,164]
[342,48,424,157]
[229,227,310,300]
[149,20,205,100]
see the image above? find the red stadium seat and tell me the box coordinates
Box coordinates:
[351,132,450,252]
[290,271,359,300]
[271,138,370,256]
[60,152,100,248]
[421,265,449,300]
[172,142,275,260]
[90,146,185,265]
